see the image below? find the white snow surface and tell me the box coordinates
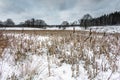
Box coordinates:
[0,26,120,33]
[88,26,120,33]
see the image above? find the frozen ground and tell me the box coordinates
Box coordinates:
[88,26,120,33]
[0,26,120,33]
[0,26,120,80]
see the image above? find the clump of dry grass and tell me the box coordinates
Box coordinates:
[0,31,8,57]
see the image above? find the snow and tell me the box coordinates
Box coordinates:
[0,26,120,33]
[0,26,120,80]
[0,27,42,30]
[88,26,120,33]
[0,27,80,30]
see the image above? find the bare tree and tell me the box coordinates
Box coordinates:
[61,21,69,29]
[80,14,92,29]
[4,19,15,26]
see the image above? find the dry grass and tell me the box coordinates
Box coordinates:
[0,29,120,79]
[0,31,8,57]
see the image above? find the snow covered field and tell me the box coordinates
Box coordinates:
[88,26,120,33]
[0,26,120,33]
[0,26,120,80]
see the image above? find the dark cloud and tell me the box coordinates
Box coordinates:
[0,0,120,24]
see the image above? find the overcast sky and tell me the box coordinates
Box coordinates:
[0,0,120,24]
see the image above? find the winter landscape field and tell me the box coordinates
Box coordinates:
[0,0,120,80]
[0,26,120,80]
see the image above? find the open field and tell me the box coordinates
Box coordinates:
[1,29,120,36]
[0,29,120,80]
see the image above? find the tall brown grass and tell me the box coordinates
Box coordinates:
[0,29,120,80]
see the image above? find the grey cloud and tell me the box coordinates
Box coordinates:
[58,0,77,10]
[0,0,31,14]
[0,0,120,24]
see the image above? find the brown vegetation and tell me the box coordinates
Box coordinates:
[0,31,8,57]
[0,29,120,79]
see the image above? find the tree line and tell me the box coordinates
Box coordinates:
[0,18,79,29]
[80,11,120,29]
[0,18,47,28]
[0,11,120,29]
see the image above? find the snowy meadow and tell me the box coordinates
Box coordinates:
[0,27,120,80]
